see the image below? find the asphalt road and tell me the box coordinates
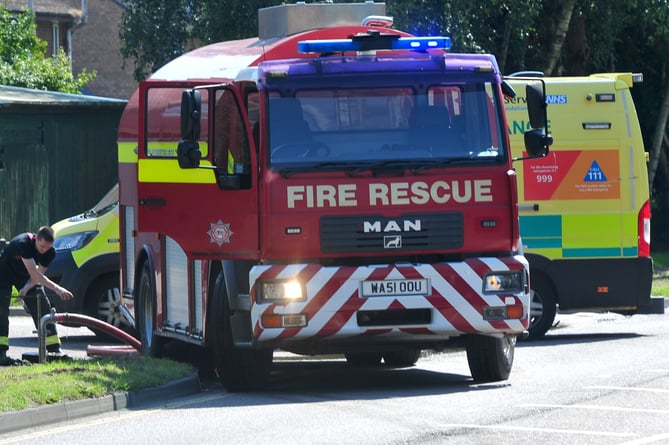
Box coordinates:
[2,304,668,444]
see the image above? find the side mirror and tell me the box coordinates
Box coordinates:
[524,128,551,158]
[177,140,201,168]
[180,90,201,141]
[526,83,546,130]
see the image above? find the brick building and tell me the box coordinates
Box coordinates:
[4,0,137,100]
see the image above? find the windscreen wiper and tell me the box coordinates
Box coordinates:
[276,161,357,177]
[346,159,426,176]
[411,156,498,173]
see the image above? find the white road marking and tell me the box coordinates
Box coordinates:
[520,403,669,415]
[440,423,634,438]
[585,385,669,394]
[617,433,669,445]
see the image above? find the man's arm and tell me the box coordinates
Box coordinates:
[18,258,74,300]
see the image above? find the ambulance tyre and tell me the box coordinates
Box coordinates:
[136,262,163,358]
[465,334,515,382]
[84,273,135,341]
[344,352,383,366]
[527,276,557,340]
[210,272,272,392]
[383,349,421,367]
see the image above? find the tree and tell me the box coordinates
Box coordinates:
[119,0,198,82]
[0,7,95,94]
[543,0,577,75]
[388,0,543,74]
[119,0,283,81]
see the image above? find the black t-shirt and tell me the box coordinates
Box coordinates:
[0,232,55,289]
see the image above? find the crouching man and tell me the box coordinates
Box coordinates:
[0,226,74,365]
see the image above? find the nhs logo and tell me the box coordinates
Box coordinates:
[546,94,567,104]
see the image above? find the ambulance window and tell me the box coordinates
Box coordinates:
[144,87,209,158]
[213,89,251,186]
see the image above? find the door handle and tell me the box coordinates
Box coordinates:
[139,198,166,207]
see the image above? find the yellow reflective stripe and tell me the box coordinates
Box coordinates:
[138,159,216,184]
[118,141,138,164]
[227,150,235,174]
[45,335,61,347]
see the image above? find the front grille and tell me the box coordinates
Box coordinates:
[320,212,463,253]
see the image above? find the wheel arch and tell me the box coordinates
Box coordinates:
[525,253,560,304]
[205,260,255,346]
[134,244,162,356]
[133,245,156,299]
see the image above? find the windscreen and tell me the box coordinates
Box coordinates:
[267,82,506,169]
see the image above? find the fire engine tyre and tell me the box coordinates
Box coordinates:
[210,273,273,392]
[136,263,163,358]
[527,276,557,340]
[383,349,421,367]
[465,334,515,383]
[344,352,383,366]
[84,273,135,341]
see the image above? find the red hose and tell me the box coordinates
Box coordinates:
[55,312,142,351]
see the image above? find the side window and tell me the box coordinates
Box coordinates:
[145,87,209,158]
[213,89,251,178]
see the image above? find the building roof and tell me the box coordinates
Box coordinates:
[3,0,83,21]
[0,85,126,108]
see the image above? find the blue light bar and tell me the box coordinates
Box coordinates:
[297,36,451,54]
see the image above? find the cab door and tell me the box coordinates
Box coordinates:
[136,82,259,258]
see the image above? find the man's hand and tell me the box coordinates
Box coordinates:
[18,284,32,298]
[56,286,74,301]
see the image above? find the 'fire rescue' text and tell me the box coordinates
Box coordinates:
[287,180,493,208]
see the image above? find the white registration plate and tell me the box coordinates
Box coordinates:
[361,279,430,297]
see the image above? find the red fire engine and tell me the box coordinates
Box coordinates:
[117,3,550,390]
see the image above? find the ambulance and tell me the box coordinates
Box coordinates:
[505,72,662,339]
[45,184,134,338]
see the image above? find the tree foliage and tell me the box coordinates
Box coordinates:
[0,7,95,94]
[119,0,197,81]
[119,0,283,82]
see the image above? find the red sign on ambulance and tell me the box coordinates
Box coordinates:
[522,149,620,200]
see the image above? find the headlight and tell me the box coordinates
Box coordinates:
[258,279,305,303]
[483,271,524,293]
[53,231,98,251]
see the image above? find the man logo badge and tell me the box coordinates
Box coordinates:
[384,235,402,249]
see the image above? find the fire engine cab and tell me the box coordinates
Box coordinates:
[118,3,550,390]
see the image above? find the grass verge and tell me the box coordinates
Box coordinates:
[0,355,195,413]
[652,251,669,297]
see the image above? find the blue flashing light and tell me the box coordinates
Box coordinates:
[297,36,451,54]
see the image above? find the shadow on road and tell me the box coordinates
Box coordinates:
[518,331,643,347]
[182,355,514,410]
